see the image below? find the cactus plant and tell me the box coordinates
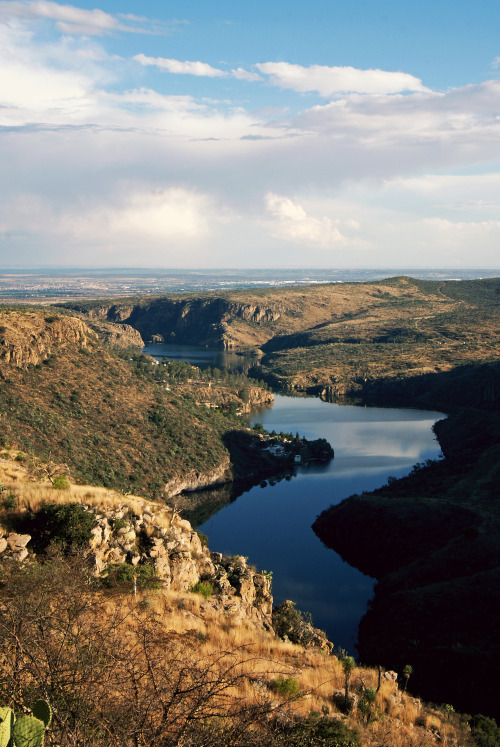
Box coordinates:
[0,701,51,747]
[0,707,15,747]
[12,715,45,747]
[31,703,51,730]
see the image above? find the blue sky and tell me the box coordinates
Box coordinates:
[1,0,499,268]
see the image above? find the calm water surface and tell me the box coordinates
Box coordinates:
[147,344,444,653]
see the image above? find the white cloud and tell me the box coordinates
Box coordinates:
[231,67,262,82]
[256,62,429,96]
[265,193,357,246]
[0,0,141,35]
[1,187,214,245]
[133,54,226,78]
[133,54,263,82]
[0,3,499,268]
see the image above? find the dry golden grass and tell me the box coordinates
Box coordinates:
[0,451,174,529]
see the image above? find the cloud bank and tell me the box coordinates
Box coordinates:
[0,0,498,268]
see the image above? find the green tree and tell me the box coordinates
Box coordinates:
[24,502,95,554]
[402,664,413,692]
[341,656,356,709]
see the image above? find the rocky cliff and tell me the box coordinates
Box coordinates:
[0,312,94,367]
[65,297,283,349]
[1,500,274,631]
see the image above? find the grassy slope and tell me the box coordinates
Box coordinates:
[255,277,500,391]
[0,309,268,498]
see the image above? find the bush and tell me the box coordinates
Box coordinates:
[24,502,95,554]
[271,677,301,698]
[113,516,128,531]
[471,715,500,747]
[191,580,213,599]
[1,492,16,510]
[272,600,314,646]
[52,474,70,490]
[285,715,362,746]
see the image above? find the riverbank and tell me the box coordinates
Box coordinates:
[313,362,500,719]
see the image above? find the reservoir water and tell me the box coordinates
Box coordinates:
[145,344,444,654]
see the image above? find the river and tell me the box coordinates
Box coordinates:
[145,344,444,654]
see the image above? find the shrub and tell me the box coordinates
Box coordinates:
[471,715,500,747]
[272,600,314,646]
[284,715,362,746]
[191,580,213,599]
[102,563,161,590]
[271,677,301,698]
[24,502,95,554]
[1,492,16,510]
[113,516,128,531]
[52,474,70,490]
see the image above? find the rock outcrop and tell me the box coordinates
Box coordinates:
[86,320,145,349]
[0,312,94,367]
[163,460,231,498]
[0,532,31,562]
[2,502,274,631]
[62,297,284,350]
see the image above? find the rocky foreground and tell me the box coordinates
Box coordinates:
[0,451,486,746]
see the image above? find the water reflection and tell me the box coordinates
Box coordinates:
[196,395,444,653]
[143,342,258,376]
[144,345,444,655]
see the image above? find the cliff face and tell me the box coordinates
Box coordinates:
[163,459,230,498]
[72,297,282,349]
[0,312,94,367]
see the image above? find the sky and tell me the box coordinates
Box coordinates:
[1,0,500,269]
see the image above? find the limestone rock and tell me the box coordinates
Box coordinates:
[1,500,277,635]
[7,533,31,550]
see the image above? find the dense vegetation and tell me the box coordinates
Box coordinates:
[0,311,273,499]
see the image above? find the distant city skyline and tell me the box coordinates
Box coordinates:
[1,0,500,269]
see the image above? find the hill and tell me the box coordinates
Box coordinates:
[313,362,500,720]
[61,276,500,394]
[0,308,279,500]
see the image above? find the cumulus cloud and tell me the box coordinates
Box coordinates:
[0,0,146,35]
[256,62,429,96]
[265,193,357,246]
[1,187,214,246]
[0,2,499,267]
